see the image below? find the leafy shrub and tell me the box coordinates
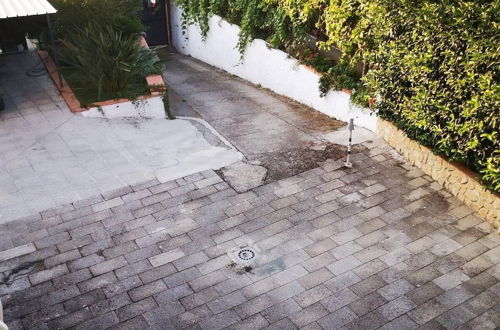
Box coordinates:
[50,0,143,38]
[57,23,164,105]
[363,1,499,192]
[176,0,306,53]
[175,0,499,191]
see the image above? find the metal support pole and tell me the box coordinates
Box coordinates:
[344,118,354,168]
[46,14,63,88]
[165,0,173,45]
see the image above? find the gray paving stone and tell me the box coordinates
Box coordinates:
[294,284,332,308]
[47,307,94,329]
[264,317,297,330]
[268,281,306,303]
[90,256,128,276]
[318,306,358,330]
[207,291,247,314]
[53,268,93,289]
[148,248,185,267]
[321,288,359,312]
[1,70,498,330]
[435,285,474,309]
[378,315,418,330]
[115,260,152,280]
[78,272,118,293]
[163,266,202,288]
[74,311,120,330]
[433,270,470,290]
[353,259,387,279]
[348,291,388,317]
[406,299,447,325]
[299,268,335,290]
[467,308,500,330]
[29,264,68,285]
[350,275,387,297]
[436,304,476,329]
[324,271,362,293]
[226,292,268,317]
[377,279,414,300]
[327,256,362,276]
[199,310,240,330]
[128,280,167,302]
[212,272,253,294]
[110,315,150,330]
[344,310,387,330]
[228,313,269,330]
[377,296,416,321]
[289,302,329,327]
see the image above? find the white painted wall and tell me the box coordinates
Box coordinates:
[82,96,166,119]
[171,4,378,131]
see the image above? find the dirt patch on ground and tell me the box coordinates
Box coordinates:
[250,142,367,183]
[267,92,346,133]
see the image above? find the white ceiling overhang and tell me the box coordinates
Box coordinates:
[0,0,57,19]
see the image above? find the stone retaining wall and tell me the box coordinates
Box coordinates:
[377,119,499,230]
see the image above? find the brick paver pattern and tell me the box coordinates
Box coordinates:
[0,144,499,330]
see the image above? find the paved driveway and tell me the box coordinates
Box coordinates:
[0,53,241,224]
[0,145,498,330]
[0,51,498,330]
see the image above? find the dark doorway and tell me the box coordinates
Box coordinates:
[141,0,168,46]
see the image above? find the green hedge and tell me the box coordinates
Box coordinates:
[50,0,143,38]
[176,0,499,192]
[364,1,499,192]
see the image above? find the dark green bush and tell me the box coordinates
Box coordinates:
[58,23,164,105]
[363,0,499,192]
[50,0,143,38]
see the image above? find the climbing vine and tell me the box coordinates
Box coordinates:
[175,0,500,191]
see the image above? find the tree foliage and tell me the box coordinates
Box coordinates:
[50,0,144,38]
[176,0,500,191]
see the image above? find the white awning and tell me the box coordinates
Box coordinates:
[0,0,57,19]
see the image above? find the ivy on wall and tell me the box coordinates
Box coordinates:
[175,0,500,192]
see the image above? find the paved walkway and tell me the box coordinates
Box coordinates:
[0,50,498,330]
[0,52,241,224]
[0,146,498,330]
[164,50,346,154]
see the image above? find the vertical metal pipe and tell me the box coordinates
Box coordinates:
[165,0,173,45]
[345,118,354,168]
[46,13,63,88]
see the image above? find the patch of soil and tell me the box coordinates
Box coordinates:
[251,142,367,183]
[268,92,346,133]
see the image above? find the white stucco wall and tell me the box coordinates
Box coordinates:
[82,96,166,119]
[171,4,378,131]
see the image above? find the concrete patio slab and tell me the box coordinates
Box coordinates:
[0,53,241,224]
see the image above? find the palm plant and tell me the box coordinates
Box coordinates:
[57,22,164,102]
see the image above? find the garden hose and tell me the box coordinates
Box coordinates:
[26,58,47,77]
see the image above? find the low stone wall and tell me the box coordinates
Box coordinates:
[377,119,499,230]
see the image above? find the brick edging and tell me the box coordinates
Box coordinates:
[39,36,167,113]
[376,119,499,230]
[38,50,86,112]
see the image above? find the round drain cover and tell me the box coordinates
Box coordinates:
[237,248,256,261]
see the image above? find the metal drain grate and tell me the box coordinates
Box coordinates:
[237,248,256,261]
